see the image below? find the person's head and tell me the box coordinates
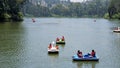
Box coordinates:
[92,50,94,52]
[78,50,80,53]
[62,36,64,38]
[49,43,51,46]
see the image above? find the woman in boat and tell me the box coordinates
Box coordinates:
[90,50,96,57]
[77,50,83,58]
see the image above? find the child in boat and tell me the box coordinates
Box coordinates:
[77,50,83,58]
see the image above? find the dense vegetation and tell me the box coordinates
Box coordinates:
[0,0,120,22]
[0,0,26,21]
[24,0,109,18]
[107,0,120,19]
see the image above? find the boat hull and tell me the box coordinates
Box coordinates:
[48,50,59,53]
[113,30,120,33]
[56,41,65,44]
[48,51,59,53]
[48,48,59,53]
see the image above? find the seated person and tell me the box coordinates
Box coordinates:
[61,36,65,41]
[56,45,59,49]
[48,43,52,49]
[77,50,83,58]
[56,37,59,41]
[90,50,96,57]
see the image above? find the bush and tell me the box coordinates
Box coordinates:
[104,13,110,19]
[2,13,11,19]
[112,13,120,19]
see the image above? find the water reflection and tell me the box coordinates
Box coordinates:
[0,22,26,68]
[56,44,65,49]
[48,53,59,58]
[73,61,98,68]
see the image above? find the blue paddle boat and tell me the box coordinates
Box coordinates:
[72,54,99,61]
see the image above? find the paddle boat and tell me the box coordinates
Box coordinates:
[32,18,35,22]
[113,27,120,33]
[48,41,59,53]
[56,36,65,44]
[72,54,99,61]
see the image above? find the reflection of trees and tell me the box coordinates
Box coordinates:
[73,61,98,68]
[0,22,26,68]
[48,53,59,58]
[84,61,98,68]
[76,62,83,68]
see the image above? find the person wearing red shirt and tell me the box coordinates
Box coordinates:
[91,50,96,57]
[77,50,83,58]
[48,43,52,49]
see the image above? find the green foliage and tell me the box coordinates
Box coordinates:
[0,0,26,21]
[112,13,120,19]
[108,0,120,19]
[104,13,110,19]
[24,3,51,17]
[2,12,11,19]
[51,4,70,17]
[24,0,109,17]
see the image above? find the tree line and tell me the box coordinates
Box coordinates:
[0,0,120,22]
[24,0,109,18]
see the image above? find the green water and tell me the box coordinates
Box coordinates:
[0,18,120,68]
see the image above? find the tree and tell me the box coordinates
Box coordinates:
[108,0,120,19]
[0,0,26,21]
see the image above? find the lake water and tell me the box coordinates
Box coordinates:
[0,18,120,68]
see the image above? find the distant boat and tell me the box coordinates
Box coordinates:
[56,36,65,44]
[113,27,120,33]
[32,18,35,22]
[94,20,96,22]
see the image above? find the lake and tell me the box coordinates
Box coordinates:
[0,18,120,68]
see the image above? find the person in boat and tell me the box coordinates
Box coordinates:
[56,37,59,41]
[32,18,35,22]
[56,45,59,49]
[48,43,52,49]
[117,27,120,30]
[77,50,83,58]
[61,36,65,41]
[90,50,96,57]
